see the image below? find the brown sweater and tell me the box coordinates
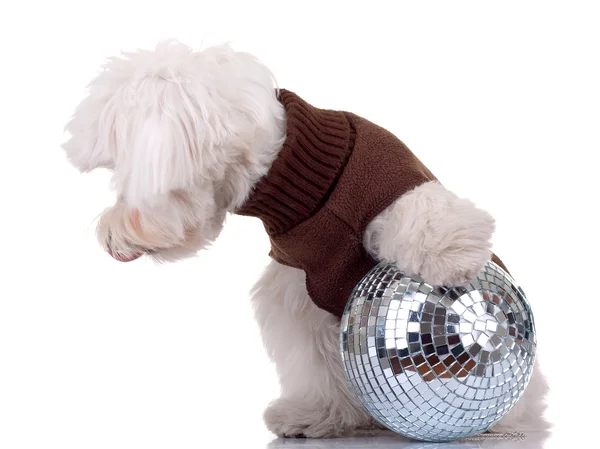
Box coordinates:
[237,90,506,318]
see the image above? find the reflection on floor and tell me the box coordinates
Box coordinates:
[267,430,550,449]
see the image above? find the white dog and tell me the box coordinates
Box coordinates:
[63,41,549,438]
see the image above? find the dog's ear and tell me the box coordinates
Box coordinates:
[62,75,119,172]
[115,78,204,205]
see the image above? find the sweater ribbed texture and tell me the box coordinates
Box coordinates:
[236,90,355,234]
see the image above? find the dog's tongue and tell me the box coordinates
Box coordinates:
[107,248,142,262]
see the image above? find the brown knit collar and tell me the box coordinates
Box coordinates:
[236,90,355,235]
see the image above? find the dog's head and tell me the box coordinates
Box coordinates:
[63,41,285,262]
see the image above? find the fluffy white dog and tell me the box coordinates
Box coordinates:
[63,41,549,438]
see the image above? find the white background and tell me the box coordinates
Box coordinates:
[1,1,599,448]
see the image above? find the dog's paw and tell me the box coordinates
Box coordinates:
[417,203,495,287]
[264,398,365,438]
[367,182,497,287]
[264,399,340,438]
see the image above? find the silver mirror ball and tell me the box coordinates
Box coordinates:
[340,261,536,442]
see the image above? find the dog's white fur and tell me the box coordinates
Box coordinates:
[64,41,285,261]
[63,41,549,437]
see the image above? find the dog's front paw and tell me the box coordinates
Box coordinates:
[264,398,359,438]
[418,203,495,287]
[371,182,496,287]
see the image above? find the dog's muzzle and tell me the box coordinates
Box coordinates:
[106,233,143,262]
[107,248,142,262]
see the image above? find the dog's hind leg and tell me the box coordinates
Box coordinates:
[251,260,372,438]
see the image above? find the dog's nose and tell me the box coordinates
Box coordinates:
[106,233,142,262]
[107,247,142,262]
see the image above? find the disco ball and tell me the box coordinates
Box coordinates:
[340,261,536,442]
